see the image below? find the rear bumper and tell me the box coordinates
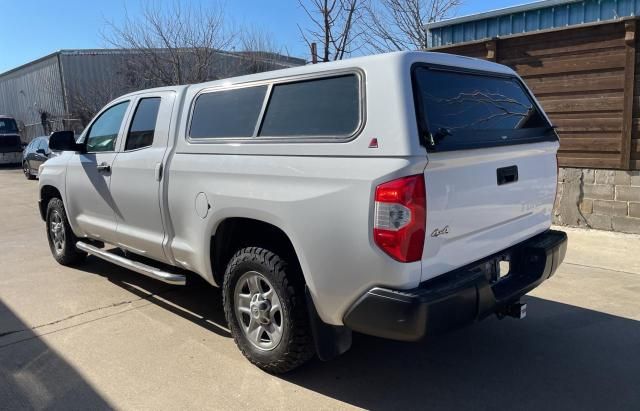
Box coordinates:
[343,229,567,341]
[0,152,21,165]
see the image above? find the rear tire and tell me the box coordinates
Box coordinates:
[223,247,314,374]
[23,161,35,180]
[46,197,86,266]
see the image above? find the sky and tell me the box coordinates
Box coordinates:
[0,0,527,73]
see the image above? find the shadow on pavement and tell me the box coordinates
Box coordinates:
[78,256,640,410]
[80,255,230,338]
[284,296,640,410]
[0,299,111,410]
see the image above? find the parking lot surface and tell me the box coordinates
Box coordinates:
[0,166,639,410]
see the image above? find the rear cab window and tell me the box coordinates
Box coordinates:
[412,65,556,151]
[126,98,161,150]
[188,73,361,141]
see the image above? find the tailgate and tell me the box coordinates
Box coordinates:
[0,134,22,153]
[421,142,557,281]
[411,62,559,282]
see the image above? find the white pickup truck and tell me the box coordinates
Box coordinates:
[39,51,567,373]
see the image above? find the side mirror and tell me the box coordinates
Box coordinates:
[49,131,82,152]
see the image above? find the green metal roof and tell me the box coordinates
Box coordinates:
[427,0,639,47]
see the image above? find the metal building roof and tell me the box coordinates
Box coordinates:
[427,0,640,48]
[0,49,305,79]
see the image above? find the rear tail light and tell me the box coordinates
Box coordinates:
[373,175,426,262]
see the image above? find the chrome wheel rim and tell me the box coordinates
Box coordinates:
[49,210,65,255]
[23,162,29,176]
[234,271,283,351]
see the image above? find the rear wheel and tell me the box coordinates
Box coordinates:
[223,247,314,374]
[23,161,35,180]
[46,197,86,266]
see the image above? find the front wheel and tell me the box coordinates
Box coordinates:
[46,197,86,266]
[23,161,35,180]
[223,247,314,373]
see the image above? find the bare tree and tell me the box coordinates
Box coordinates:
[103,1,235,88]
[69,86,121,128]
[364,0,462,52]
[62,51,141,128]
[298,0,365,62]
[237,27,293,74]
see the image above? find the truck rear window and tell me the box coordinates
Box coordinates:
[258,75,359,138]
[412,66,555,151]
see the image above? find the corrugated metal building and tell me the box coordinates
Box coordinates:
[427,0,640,48]
[0,53,66,141]
[0,49,304,142]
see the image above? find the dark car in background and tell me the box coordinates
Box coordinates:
[0,115,23,166]
[22,135,59,179]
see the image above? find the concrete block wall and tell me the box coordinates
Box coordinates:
[554,168,640,234]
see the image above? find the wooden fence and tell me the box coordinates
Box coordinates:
[431,18,640,171]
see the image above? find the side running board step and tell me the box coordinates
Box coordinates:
[76,241,186,286]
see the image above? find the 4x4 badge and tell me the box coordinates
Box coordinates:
[431,226,450,238]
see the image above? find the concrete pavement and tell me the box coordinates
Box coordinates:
[0,166,639,410]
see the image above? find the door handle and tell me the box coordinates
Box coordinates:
[497,165,518,185]
[96,162,111,173]
[154,162,163,181]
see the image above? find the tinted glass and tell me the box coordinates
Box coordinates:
[190,86,267,139]
[86,102,129,152]
[126,98,161,150]
[259,75,359,137]
[0,118,18,133]
[37,138,48,152]
[413,67,551,149]
[28,138,39,151]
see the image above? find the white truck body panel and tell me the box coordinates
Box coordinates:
[65,151,120,241]
[421,141,558,282]
[0,151,21,165]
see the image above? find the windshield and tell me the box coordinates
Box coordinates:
[0,118,18,134]
[412,66,554,151]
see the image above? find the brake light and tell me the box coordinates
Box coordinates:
[373,175,426,262]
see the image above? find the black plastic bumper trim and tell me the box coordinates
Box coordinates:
[306,287,353,361]
[343,229,568,341]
